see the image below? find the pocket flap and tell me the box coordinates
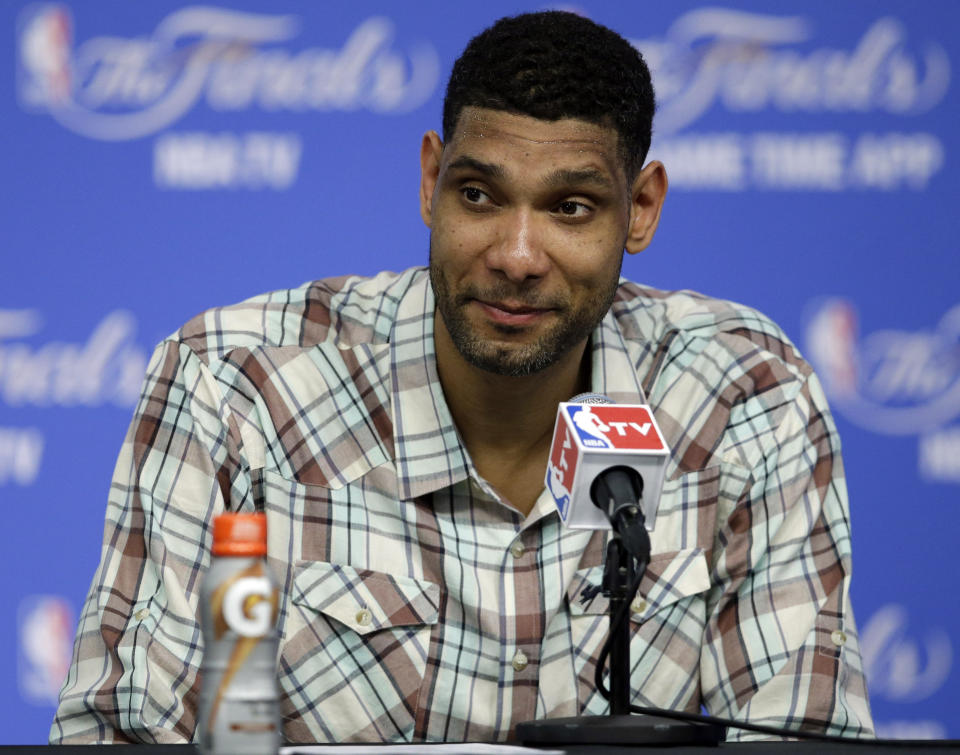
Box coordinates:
[568,547,710,621]
[292,561,441,636]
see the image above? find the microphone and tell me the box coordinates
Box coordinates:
[544,393,669,544]
[529,397,824,744]
[522,396,726,744]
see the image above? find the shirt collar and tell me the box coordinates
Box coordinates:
[389,271,647,501]
[390,270,471,501]
[587,295,649,405]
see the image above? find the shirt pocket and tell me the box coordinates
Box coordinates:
[568,547,711,623]
[279,561,440,742]
[290,561,441,634]
[566,547,711,713]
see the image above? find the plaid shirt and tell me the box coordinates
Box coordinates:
[51,267,873,744]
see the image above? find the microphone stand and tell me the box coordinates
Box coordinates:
[604,533,636,717]
[516,471,724,746]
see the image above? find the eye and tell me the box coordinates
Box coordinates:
[461,186,491,205]
[554,200,592,218]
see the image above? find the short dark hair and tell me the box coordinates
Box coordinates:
[442,11,656,179]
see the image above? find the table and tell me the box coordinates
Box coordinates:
[4,742,960,755]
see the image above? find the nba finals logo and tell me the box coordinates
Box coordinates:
[15,4,440,141]
[805,298,960,436]
[805,297,960,483]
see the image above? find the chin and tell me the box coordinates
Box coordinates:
[459,337,567,377]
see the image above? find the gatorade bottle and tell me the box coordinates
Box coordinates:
[197,513,281,755]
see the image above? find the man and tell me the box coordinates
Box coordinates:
[51,11,873,744]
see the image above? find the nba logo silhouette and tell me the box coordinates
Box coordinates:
[18,595,74,705]
[17,4,73,110]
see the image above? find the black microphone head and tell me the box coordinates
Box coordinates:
[568,392,613,405]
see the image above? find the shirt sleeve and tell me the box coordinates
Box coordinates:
[50,338,253,744]
[699,371,875,740]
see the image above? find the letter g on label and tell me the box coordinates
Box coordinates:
[222,576,273,637]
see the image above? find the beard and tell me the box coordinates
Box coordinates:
[429,246,622,378]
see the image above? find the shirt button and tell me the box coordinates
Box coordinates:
[134,608,149,621]
[510,541,525,559]
[630,598,647,615]
[512,649,529,672]
[355,608,372,627]
[831,629,847,647]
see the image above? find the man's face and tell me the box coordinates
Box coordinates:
[422,107,637,377]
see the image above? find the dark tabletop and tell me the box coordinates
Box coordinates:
[4,742,960,754]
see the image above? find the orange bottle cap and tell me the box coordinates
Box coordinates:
[212,513,267,557]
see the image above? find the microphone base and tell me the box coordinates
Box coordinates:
[515,713,724,746]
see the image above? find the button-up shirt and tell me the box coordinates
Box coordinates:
[51,267,873,744]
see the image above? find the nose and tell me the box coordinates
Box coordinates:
[484,208,550,284]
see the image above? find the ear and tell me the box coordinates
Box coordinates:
[419,130,444,228]
[625,161,668,255]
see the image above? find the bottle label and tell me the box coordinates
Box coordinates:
[222,576,274,637]
[210,562,279,640]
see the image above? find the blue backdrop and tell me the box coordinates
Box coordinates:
[2,0,958,743]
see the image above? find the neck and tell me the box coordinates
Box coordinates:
[434,311,590,475]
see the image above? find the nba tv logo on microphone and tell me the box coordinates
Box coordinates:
[546,404,670,530]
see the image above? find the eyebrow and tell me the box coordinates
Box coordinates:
[542,168,615,190]
[446,156,505,179]
[446,156,616,191]
[449,155,613,189]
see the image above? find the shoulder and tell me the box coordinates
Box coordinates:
[169,267,427,364]
[612,280,806,372]
[612,280,827,472]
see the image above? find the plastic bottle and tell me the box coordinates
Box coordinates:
[197,512,281,754]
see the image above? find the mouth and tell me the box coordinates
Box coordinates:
[474,299,554,326]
